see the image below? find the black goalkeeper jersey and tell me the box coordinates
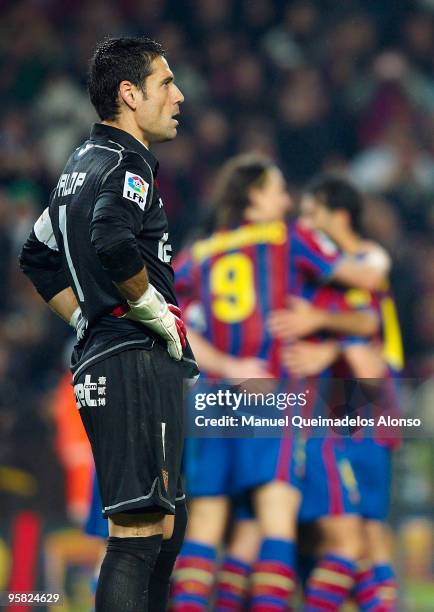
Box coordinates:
[20,123,197,373]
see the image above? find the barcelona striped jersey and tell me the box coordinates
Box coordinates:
[174,220,339,377]
[299,243,404,445]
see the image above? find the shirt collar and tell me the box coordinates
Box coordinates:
[90,123,159,174]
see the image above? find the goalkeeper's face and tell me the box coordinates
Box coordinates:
[135,56,184,144]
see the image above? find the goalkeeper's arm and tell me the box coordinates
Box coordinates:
[47,287,88,341]
[20,212,86,339]
[114,266,185,361]
[90,192,185,360]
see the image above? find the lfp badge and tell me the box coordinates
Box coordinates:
[123,171,150,210]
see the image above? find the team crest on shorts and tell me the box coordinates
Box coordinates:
[162,469,169,492]
[123,171,149,210]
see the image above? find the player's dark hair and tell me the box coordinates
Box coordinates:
[88,37,165,120]
[211,154,275,228]
[305,175,363,232]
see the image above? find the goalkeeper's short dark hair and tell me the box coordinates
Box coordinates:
[305,174,364,233]
[88,37,165,121]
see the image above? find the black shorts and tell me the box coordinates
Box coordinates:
[73,343,187,517]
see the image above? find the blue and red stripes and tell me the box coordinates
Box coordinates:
[171,542,217,611]
[372,564,398,611]
[215,556,251,611]
[322,440,344,516]
[304,554,356,611]
[353,563,387,611]
[250,539,296,611]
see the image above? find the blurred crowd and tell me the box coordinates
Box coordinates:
[0,0,434,438]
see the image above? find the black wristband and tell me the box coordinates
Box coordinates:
[97,240,144,283]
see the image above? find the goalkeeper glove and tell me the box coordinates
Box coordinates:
[125,284,186,360]
[69,307,88,341]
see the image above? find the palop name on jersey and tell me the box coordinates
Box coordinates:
[57,172,87,197]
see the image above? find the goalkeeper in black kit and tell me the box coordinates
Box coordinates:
[20,37,198,612]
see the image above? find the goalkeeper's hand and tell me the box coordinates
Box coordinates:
[69,307,88,341]
[125,284,186,360]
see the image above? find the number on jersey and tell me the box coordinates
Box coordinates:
[210,253,256,323]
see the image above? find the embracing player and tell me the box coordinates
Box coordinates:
[271,175,401,610]
[301,176,401,610]
[171,154,389,611]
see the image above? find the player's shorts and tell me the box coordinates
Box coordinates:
[85,470,108,539]
[234,436,305,492]
[298,438,360,523]
[184,376,306,498]
[184,436,305,498]
[346,439,392,521]
[74,344,188,517]
[184,437,240,497]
